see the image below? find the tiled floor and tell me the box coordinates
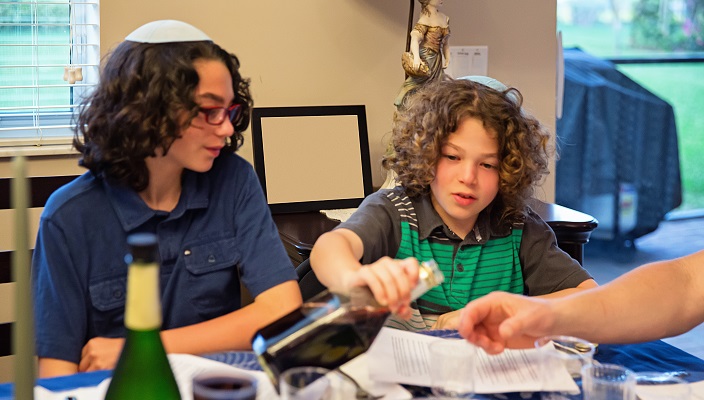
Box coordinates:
[583,216,704,360]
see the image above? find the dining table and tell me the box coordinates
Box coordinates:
[1,330,703,399]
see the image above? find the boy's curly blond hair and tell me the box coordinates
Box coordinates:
[383,78,552,223]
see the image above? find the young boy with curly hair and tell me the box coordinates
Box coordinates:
[310,77,597,331]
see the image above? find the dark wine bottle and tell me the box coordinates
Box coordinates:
[252,259,444,388]
[104,233,181,400]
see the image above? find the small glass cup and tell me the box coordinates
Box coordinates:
[635,372,691,399]
[534,335,596,400]
[192,371,258,400]
[278,366,356,400]
[428,339,476,399]
[582,363,636,400]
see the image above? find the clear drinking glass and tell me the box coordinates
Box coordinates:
[428,339,476,399]
[582,363,636,400]
[278,366,356,400]
[635,372,691,400]
[534,335,596,400]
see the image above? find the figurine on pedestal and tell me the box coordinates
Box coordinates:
[394,0,451,108]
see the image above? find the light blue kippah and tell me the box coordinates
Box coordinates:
[460,75,508,92]
[459,75,520,104]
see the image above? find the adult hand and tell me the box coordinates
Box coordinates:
[431,309,462,330]
[344,256,419,319]
[79,337,125,372]
[457,292,555,354]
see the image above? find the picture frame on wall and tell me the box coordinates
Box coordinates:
[251,105,373,214]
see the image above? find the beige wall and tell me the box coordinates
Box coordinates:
[0,0,557,383]
[100,0,558,200]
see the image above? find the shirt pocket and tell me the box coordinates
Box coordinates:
[183,237,241,318]
[88,275,126,336]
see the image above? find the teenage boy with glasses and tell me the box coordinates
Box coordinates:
[32,20,302,378]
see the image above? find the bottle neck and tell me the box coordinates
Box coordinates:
[124,261,162,331]
[410,260,443,300]
[409,277,431,301]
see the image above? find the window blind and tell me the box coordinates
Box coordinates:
[0,0,100,145]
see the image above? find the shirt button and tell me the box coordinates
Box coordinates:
[113,289,123,299]
[184,249,191,256]
[207,255,216,263]
[456,263,464,272]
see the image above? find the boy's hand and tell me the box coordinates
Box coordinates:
[79,337,124,372]
[344,257,420,318]
[431,309,462,330]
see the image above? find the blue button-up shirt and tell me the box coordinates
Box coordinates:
[32,154,296,363]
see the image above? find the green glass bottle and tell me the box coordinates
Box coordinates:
[104,233,181,400]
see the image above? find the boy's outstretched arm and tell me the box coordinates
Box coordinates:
[310,228,419,317]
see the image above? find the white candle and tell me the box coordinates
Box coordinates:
[12,155,35,400]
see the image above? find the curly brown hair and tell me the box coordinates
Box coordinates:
[73,40,253,192]
[384,78,552,223]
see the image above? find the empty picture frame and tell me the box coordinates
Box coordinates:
[251,105,373,214]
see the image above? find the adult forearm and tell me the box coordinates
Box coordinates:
[552,256,701,343]
[535,279,598,299]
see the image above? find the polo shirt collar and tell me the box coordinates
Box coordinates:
[414,193,445,241]
[104,169,210,231]
[413,193,511,242]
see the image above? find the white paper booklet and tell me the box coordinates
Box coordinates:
[367,327,579,394]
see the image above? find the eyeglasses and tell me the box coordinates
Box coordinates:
[198,104,243,126]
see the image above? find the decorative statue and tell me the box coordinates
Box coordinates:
[394,0,451,108]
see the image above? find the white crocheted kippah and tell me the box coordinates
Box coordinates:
[125,20,211,43]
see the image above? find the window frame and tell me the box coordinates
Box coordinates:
[0,0,100,148]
